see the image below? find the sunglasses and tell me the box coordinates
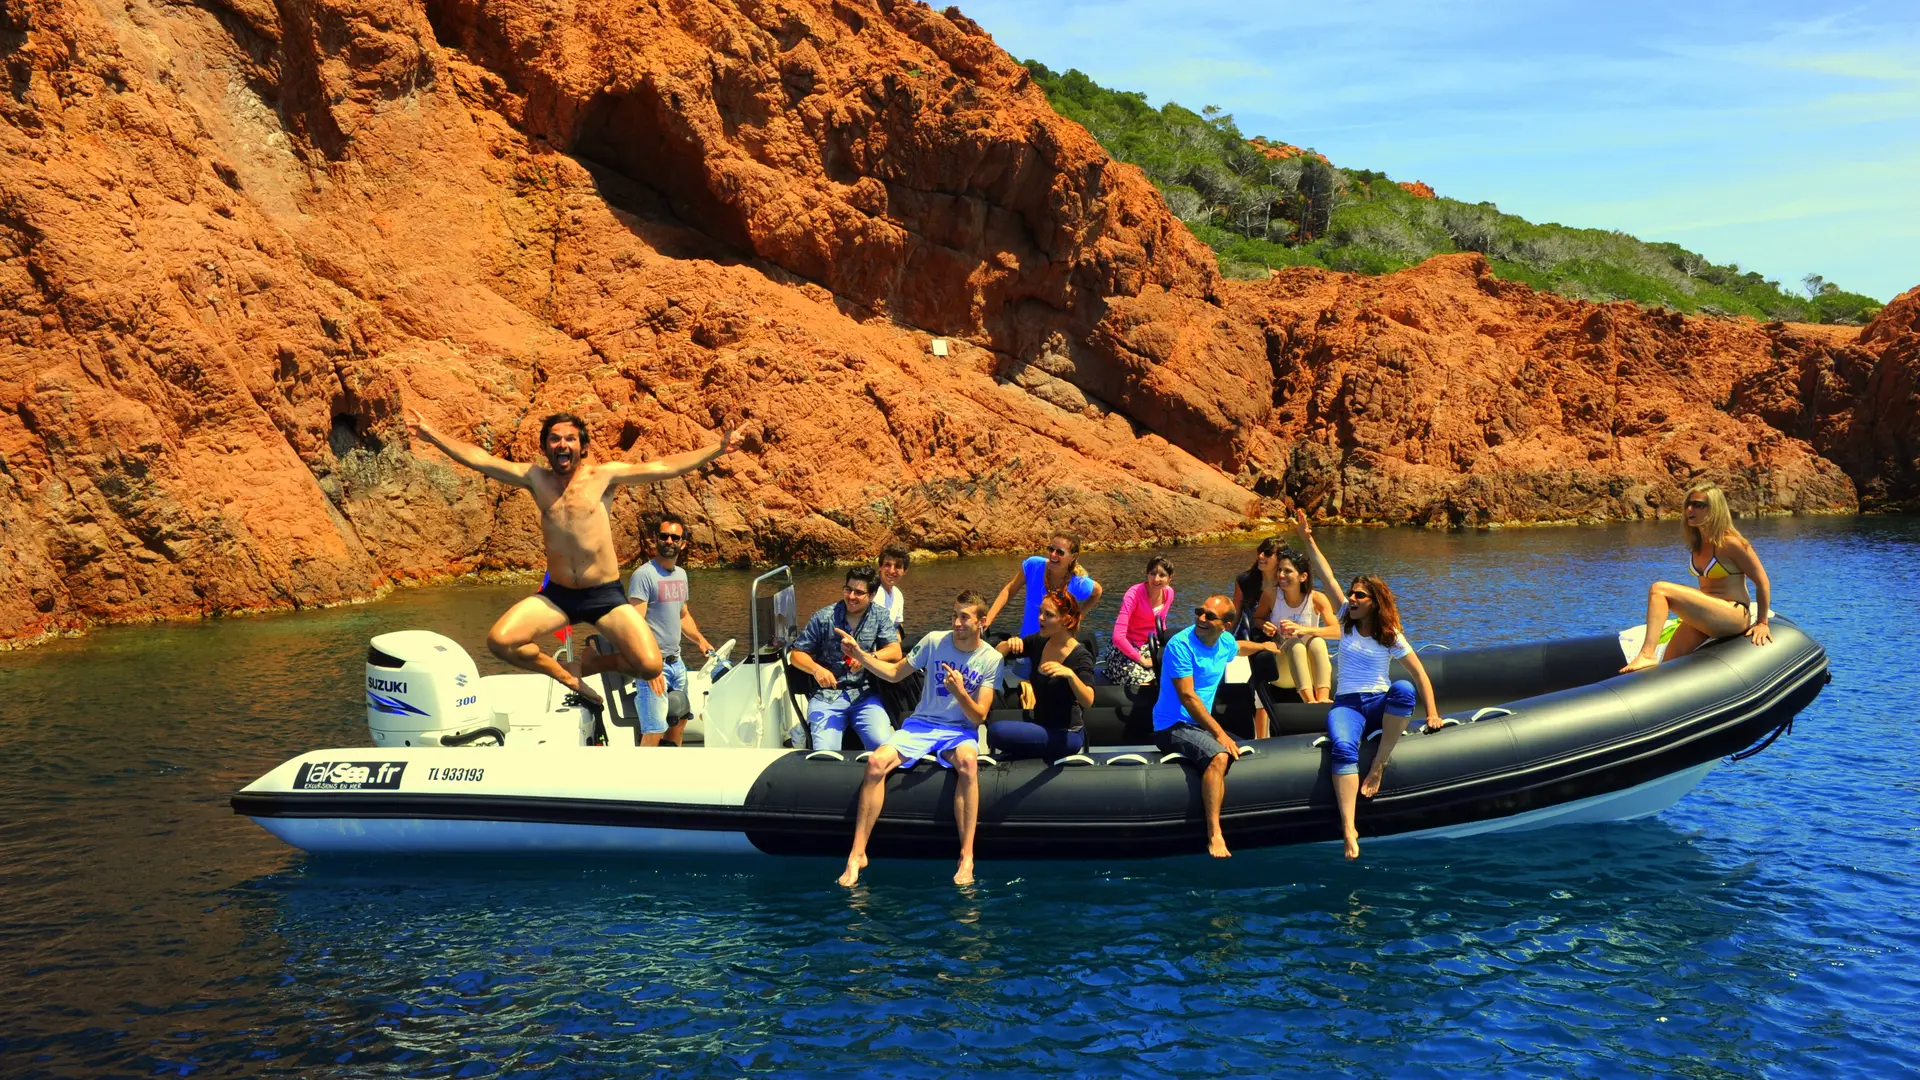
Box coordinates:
[1193,607,1226,623]
[1684,500,1709,510]
[655,532,683,542]
[1348,590,1372,601]
[842,586,869,597]
[1048,547,1072,557]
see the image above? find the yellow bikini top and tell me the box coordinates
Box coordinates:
[1690,547,1733,579]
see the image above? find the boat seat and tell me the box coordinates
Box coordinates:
[588,635,641,746]
[1104,753,1151,766]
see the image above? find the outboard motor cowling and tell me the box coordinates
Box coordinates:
[365,631,497,747]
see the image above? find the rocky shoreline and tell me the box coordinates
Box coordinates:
[2,0,1914,647]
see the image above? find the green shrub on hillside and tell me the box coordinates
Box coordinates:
[1024,61,1883,324]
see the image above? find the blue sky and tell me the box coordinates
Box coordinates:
[958,0,1919,301]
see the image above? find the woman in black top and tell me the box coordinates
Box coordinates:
[990,590,1096,760]
[1233,538,1286,738]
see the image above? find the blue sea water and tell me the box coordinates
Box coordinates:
[1,517,1915,1078]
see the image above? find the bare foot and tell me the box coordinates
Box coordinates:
[1343,831,1360,860]
[1208,834,1232,858]
[1619,654,1659,674]
[953,857,975,886]
[836,854,868,887]
[562,680,605,718]
[1360,767,1385,798]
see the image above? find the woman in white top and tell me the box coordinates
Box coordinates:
[1280,509,1442,861]
[1269,547,1337,703]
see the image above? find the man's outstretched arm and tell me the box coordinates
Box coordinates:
[605,428,740,487]
[407,410,534,487]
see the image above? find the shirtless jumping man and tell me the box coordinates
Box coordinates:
[405,409,737,712]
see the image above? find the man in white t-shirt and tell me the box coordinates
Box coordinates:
[834,590,1001,888]
[876,542,910,633]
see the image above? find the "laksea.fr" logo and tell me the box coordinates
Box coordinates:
[293,761,408,790]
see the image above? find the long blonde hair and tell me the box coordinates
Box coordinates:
[1682,483,1739,553]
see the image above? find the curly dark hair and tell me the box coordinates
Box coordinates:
[539,412,590,448]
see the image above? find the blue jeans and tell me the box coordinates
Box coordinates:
[635,657,688,736]
[986,720,1084,761]
[808,692,894,752]
[1326,681,1416,775]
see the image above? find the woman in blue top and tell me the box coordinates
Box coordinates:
[984,532,1103,637]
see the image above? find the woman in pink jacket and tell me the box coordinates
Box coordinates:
[1098,557,1175,691]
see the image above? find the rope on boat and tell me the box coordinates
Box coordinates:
[1727,717,1794,762]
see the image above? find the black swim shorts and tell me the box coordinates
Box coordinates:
[539,580,629,626]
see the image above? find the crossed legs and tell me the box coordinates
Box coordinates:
[1328,683,1416,860]
[487,596,604,704]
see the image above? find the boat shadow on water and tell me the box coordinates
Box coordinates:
[240,816,1791,953]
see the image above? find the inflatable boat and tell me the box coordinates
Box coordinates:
[232,569,1830,859]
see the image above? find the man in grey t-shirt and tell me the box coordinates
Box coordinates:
[834,589,1001,888]
[624,513,714,746]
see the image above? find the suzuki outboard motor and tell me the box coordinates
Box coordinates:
[365,630,500,747]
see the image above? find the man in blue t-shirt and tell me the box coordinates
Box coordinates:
[1152,593,1284,859]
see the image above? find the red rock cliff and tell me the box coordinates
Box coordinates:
[1226,255,1862,524]
[0,0,1906,645]
[1727,286,1920,510]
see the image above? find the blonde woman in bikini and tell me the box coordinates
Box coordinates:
[1620,483,1774,674]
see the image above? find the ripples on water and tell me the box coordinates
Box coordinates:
[2,518,1916,1078]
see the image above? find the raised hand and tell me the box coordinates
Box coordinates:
[941,662,968,698]
[1293,507,1313,540]
[832,627,864,667]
